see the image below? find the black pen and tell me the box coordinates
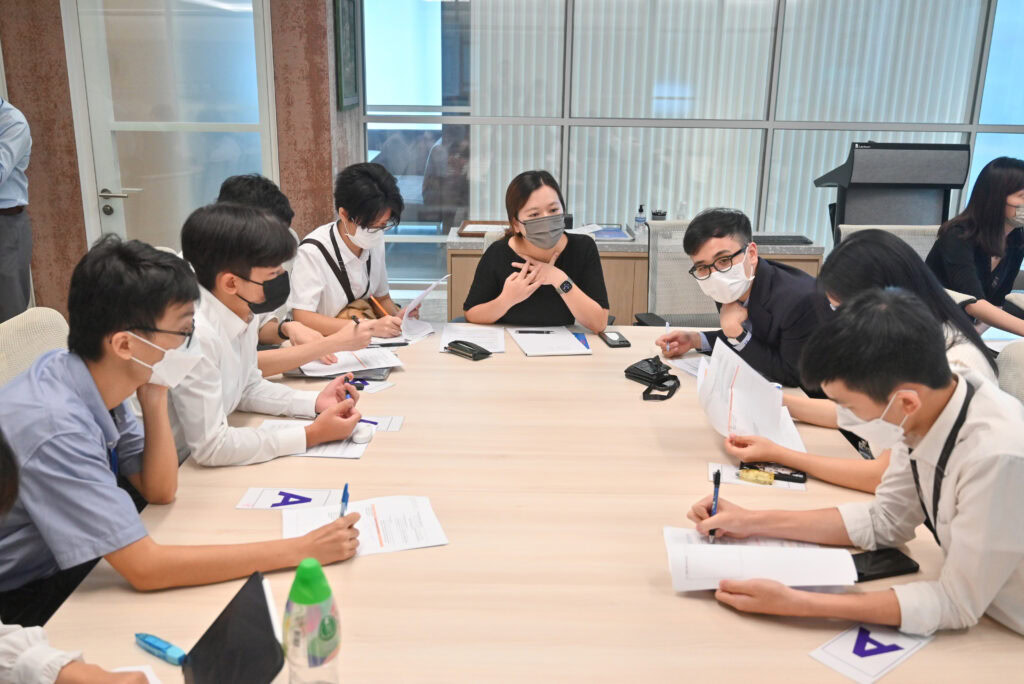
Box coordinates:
[709,469,721,543]
[515,330,552,334]
[374,342,408,347]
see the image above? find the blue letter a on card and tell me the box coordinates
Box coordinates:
[852,627,903,657]
[272,490,313,507]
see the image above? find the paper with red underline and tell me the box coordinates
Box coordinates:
[280,496,448,556]
[300,348,403,377]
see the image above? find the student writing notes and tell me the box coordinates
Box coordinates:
[657,208,825,390]
[926,156,1024,336]
[725,229,998,494]
[288,163,409,339]
[0,238,360,629]
[688,289,1024,637]
[463,170,609,333]
[169,203,365,467]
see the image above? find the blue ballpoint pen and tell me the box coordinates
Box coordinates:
[341,482,349,516]
[709,470,721,543]
[135,632,186,666]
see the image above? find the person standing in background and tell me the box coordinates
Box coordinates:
[0,98,32,323]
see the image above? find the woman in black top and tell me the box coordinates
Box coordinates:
[463,170,609,333]
[925,156,1024,336]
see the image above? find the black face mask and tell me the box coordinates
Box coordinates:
[237,271,290,314]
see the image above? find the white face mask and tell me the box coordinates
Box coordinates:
[696,247,754,304]
[348,225,385,250]
[1009,203,1024,229]
[835,390,916,455]
[127,332,201,388]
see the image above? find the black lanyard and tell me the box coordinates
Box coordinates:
[298,226,373,305]
[909,381,975,546]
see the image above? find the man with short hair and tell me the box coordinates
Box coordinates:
[0,236,359,627]
[656,208,825,389]
[0,98,32,323]
[686,288,1024,636]
[216,174,371,376]
[170,202,365,467]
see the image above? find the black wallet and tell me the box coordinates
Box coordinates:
[445,339,492,361]
[183,572,284,684]
[624,356,680,401]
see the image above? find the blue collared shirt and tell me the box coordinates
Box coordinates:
[0,350,147,592]
[0,99,30,208]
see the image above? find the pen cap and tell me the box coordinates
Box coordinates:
[288,558,332,605]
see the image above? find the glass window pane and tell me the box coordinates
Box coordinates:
[965,134,1024,203]
[88,0,259,123]
[776,0,984,123]
[369,123,561,283]
[568,127,762,228]
[765,129,966,246]
[572,0,774,119]
[364,0,564,117]
[979,1,1024,125]
[115,131,262,250]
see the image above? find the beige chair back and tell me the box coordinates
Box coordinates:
[0,307,70,386]
[483,229,507,251]
[997,339,1024,403]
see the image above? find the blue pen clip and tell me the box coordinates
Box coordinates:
[135,632,186,666]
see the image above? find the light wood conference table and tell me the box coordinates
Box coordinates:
[45,326,1022,682]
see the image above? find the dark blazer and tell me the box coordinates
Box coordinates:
[705,258,826,389]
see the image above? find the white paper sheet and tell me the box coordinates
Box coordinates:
[707,462,806,491]
[260,420,369,459]
[810,625,932,683]
[982,326,1021,353]
[401,274,450,342]
[697,343,806,452]
[281,496,448,556]
[508,326,591,357]
[236,487,345,509]
[300,348,403,376]
[361,380,394,394]
[438,323,506,353]
[668,356,702,377]
[363,415,404,432]
[663,526,856,591]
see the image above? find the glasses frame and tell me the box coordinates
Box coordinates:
[688,246,748,280]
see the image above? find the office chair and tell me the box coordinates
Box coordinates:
[997,340,1024,404]
[0,307,70,386]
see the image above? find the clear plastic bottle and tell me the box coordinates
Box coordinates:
[634,204,648,243]
[283,558,340,684]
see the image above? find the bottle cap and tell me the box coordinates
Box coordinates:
[288,558,333,605]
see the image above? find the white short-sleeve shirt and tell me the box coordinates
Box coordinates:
[287,220,389,317]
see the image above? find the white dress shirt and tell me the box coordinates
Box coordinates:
[169,287,318,467]
[838,368,1024,636]
[944,326,996,384]
[0,99,31,208]
[288,220,389,317]
[0,620,80,684]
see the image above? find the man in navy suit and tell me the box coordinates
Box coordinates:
[657,208,826,390]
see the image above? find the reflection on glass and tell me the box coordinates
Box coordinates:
[568,127,762,228]
[776,0,983,123]
[115,131,262,250]
[363,0,563,117]
[573,0,774,119]
[979,0,1024,125]
[765,129,965,245]
[86,0,259,123]
[966,135,1024,200]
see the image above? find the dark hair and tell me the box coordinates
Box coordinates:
[938,156,1024,257]
[67,235,200,361]
[800,288,952,403]
[0,428,17,517]
[217,174,295,227]
[683,208,753,256]
[821,229,996,373]
[333,163,404,226]
[181,202,296,291]
[504,170,565,238]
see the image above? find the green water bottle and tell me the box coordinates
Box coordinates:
[283,558,340,684]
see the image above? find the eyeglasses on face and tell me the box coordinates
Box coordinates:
[688,246,747,280]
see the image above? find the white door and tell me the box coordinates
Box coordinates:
[63,0,278,250]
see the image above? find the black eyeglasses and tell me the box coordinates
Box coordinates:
[688,246,747,280]
[362,218,400,234]
[132,326,195,348]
